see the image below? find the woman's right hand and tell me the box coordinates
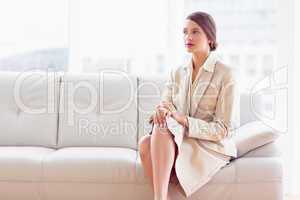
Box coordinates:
[152,105,170,127]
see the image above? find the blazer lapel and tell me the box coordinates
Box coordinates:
[178,53,218,117]
[189,53,218,117]
[190,70,214,116]
[180,65,192,115]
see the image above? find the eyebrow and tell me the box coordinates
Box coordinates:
[183,28,200,31]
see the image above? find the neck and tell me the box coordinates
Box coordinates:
[192,51,210,70]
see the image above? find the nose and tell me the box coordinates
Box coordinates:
[184,34,192,42]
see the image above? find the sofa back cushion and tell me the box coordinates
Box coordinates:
[0,72,59,148]
[58,73,137,149]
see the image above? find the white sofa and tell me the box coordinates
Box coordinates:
[0,72,283,200]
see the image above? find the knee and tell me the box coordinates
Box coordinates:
[152,124,172,138]
[138,135,151,158]
[152,125,175,148]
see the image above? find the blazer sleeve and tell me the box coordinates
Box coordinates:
[186,68,236,142]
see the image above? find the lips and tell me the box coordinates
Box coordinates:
[185,43,194,48]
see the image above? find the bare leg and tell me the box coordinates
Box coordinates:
[151,125,176,200]
[138,135,154,192]
[139,133,174,200]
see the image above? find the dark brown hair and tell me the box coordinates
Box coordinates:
[186,11,218,51]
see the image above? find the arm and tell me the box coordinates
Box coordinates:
[185,69,236,142]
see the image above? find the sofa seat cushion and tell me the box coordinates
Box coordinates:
[0,146,55,181]
[43,147,137,183]
[137,155,282,185]
[242,140,282,158]
[211,156,282,184]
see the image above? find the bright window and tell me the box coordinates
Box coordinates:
[0,0,68,72]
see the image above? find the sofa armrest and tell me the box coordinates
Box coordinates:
[232,121,280,158]
[242,139,282,158]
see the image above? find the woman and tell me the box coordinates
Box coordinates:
[138,11,237,200]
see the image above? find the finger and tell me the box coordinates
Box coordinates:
[159,111,165,126]
[158,107,166,119]
[155,108,160,123]
[153,114,158,125]
[163,110,168,123]
[164,116,168,128]
[159,109,167,124]
[156,116,161,126]
[156,111,162,125]
[162,112,167,124]
[159,111,166,127]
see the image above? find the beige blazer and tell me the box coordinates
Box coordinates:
[149,52,238,196]
[161,52,237,158]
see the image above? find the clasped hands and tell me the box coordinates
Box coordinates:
[149,101,188,128]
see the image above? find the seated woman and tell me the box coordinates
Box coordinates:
[138,11,237,200]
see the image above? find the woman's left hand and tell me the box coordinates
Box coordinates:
[159,101,188,127]
[170,111,188,128]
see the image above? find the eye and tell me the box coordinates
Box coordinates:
[183,30,187,34]
[192,30,200,34]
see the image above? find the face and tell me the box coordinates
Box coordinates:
[183,19,211,54]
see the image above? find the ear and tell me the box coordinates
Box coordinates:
[208,41,212,47]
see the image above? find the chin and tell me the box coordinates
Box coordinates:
[186,48,194,53]
[186,48,193,53]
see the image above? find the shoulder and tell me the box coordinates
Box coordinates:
[214,61,233,77]
[167,63,189,81]
[214,61,235,84]
[173,63,188,74]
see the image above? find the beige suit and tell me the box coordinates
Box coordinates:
[152,52,237,197]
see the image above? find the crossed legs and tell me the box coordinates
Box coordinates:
[139,125,176,200]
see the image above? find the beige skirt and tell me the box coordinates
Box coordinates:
[167,122,231,197]
[170,139,230,179]
[150,120,231,197]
